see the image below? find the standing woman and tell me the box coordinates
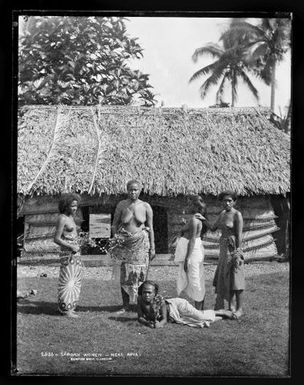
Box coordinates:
[207,191,244,319]
[110,180,155,313]
[54,194,83,318]
[174,195,208,310]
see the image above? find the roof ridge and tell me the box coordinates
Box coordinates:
[20,105,271,113]
[88,106,102,195]
[26,106,65,194]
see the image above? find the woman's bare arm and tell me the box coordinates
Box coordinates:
[145,203,155,260]
[195,212,222,232]
[154,301,168,328]
[111,201,123,236]
[234,211,243,249]
[184,218,198,273]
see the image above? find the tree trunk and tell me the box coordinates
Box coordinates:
[231,85,235,107]
[270,61,276,112]
[285,197,290,260]
[283,101,291,133]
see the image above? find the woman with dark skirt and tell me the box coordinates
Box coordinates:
[197,191,245,319]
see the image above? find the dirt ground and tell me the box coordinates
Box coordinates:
[17,261,289,282]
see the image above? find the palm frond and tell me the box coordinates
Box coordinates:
[189,61,218,83]
[243,43,269,68]
[230,17,247,26]
[220,28,252,50]
[238,71,259,100]
[231,70,238,105]
[191,44,223,63]
[215,74,228,103]
[259,60,274,85]
[220,46,249,67]
[277,18,291,42]
[199,63,226,99]
[250,43,269,59]
[227,21,266,40]
[260,18,274,32]
[199,77,217,100]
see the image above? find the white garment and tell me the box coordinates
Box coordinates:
[174,237,205,302]
[166,297,215,328]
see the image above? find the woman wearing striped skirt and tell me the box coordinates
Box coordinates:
[54,194,83,318]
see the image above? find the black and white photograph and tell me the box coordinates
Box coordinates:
[14,12,291,377]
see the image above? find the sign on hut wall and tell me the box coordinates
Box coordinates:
[89,214,111,238]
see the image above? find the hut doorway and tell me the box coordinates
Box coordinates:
[152,205,168,254]
[82,204,115,254]
[16,216,25,257]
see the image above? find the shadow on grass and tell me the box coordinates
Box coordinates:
[108,316,138,323]
[77,304,132,313]
[17,301,59,316]
[79,303,138,313]
[17,301,138,316]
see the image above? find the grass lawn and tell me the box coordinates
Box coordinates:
[16,267,290,377]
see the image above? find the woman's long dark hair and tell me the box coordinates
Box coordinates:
[138,280,159,296]
[218,190,238,201]
[200,207,208,237]
[58,193,81,214]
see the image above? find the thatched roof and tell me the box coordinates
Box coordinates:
[17,105,290,197]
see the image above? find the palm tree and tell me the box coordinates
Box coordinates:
[221,18,291,112]
[189,31,259,107]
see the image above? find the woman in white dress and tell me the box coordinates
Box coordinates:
[174,196,208,310]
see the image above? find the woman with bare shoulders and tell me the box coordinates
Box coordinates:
[200,191,245,319]
[174,195,208,310]
[110,180,155,313]
[54,193,83,318]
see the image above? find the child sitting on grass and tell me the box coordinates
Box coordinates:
[137,280,235,329]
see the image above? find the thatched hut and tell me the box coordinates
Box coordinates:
[17,105,290,261]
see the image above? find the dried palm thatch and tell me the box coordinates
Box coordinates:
[18,105,290,197]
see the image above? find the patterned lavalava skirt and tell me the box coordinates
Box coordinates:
[109,228,150,304]
[58,251,83,314]
[213,235,245,301]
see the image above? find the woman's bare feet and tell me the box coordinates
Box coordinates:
[215,309,234,319]
[115,306,130,314]
[61,310,80,318]
[232,309,243,320]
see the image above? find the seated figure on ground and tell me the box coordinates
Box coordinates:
[137,280,235,329]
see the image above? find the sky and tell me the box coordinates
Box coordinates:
[18,16,291,116]
[126,17,291,116]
